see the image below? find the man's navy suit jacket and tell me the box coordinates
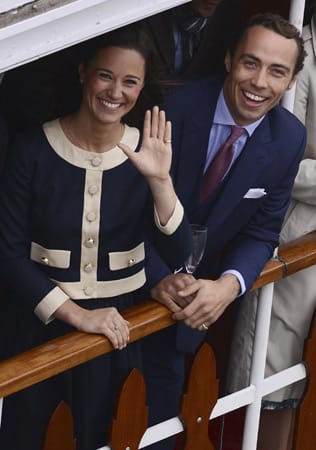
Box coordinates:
[146,76,306,352]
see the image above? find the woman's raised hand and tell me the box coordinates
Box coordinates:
[118,106,172,181]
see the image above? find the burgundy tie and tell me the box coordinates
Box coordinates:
[200,125,245,203]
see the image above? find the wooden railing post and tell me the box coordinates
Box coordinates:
[180,342,219,450]
[293,310,316,450]
[42,401,76,450]
[109,368,148,450]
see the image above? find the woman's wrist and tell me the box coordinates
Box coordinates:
[53,299,86,329]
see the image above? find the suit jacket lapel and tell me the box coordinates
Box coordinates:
[204,114,274,232]
[175,85,218,210]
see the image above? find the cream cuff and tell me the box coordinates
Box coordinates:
[154,198,184,235]
[34,286,70,324]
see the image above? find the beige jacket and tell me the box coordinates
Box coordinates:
[281,16,316,243]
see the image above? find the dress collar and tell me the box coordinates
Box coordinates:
[43,118,140,170]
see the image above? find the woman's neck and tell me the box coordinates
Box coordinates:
[61,112,125,153]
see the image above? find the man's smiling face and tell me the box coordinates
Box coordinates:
[223,25,298,126]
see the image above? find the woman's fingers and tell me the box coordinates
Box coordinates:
[163,120,172,144]
[157,109,166,140]
[150,105,159,138]
[142,109,151,140]
[143,106,170,142]
[109,318,130,350]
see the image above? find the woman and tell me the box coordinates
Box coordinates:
[0,27,191,450]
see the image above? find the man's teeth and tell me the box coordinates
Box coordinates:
[100,100,120,109]
[244,91,265,102]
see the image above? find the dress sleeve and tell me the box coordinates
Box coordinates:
[0,133,69,322]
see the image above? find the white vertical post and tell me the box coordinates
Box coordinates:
[281,0,306,112]
[242,283,274,450]
[0,397,3,428]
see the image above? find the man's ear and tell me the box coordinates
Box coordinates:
[224,51,232,73]
[287,75,297,91]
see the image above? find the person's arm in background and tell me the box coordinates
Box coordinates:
[292,33,316,205]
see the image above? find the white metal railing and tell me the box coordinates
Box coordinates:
[94,282,307,450]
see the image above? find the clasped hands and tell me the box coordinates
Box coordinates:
[150,273,240,330]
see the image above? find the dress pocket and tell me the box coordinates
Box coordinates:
[108,242,145,271]
[30,242,71,268]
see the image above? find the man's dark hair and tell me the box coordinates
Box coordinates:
[229,13,306,75]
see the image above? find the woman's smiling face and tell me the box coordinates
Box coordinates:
[79,46,145,126]
[223,25,298,126]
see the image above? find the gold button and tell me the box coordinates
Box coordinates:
[85,237,94,248]
[84,263,93,273]
[127,258,136,267]
[41,257,49,265]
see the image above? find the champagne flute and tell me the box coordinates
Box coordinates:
[185,224,208,274]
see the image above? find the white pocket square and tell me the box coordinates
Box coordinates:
[243,188,267,199]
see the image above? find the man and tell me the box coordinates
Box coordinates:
[228,8,316,450]
[142,0,240,79]
[142,12,307,449]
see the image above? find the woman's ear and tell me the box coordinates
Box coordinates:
[78,64,85,84]
[224,51,232,73]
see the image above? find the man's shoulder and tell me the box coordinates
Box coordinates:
[269,104,305,132]
[266,104,306,149]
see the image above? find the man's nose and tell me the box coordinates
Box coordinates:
[251,69,268,88]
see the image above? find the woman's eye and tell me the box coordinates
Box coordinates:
[99,72,111,80]
[124,79,137,86]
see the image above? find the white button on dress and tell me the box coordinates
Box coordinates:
[88,185,98,195]
[84,286,94,296]
[91,157,102,167]
[86,212,96,222]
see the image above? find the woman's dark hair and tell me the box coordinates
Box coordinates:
[228,13,306,75]
[70,24,163,128]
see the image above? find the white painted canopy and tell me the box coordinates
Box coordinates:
[0,0,187,72]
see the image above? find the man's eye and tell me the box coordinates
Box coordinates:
[272,69,286,78]
[244,61,256,68]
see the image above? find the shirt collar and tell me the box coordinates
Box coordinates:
[214,89,265,137]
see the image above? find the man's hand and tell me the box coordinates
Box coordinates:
[172,274,240,329]
[150,273,196,313]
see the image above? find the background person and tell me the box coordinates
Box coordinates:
[141,0,241,80]
[0,27,191,450]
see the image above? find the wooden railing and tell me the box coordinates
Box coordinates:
[1,230,316,449]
